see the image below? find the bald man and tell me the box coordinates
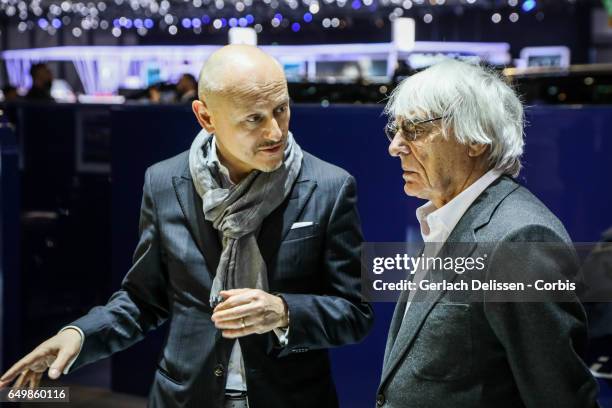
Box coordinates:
[0,45,374,408]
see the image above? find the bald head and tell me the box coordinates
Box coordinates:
[198,45,286,101]
[191,44,291,181]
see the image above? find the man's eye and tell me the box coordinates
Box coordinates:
[246,115,261,123]
[401,124,414,135]
[275,105,287,114]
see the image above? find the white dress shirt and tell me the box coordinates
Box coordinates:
[404,169,502,316]
[62,137,289,388]
[416,169,502,245]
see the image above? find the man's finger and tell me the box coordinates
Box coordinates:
[13,371,28,389]
[48,347,74,380]
[219,289,251,298]
[212,302,259,323]
[30,372,43,389]
[20,371,32,389]
[221,326,259,339]
[26,371,37,389]
[0,376,12,388]
[214,315,263,330]
[0,350,48,384]
[214,292,255,313]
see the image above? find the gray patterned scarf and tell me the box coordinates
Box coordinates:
[188,129,303,308]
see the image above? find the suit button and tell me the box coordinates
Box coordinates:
[376,393,385,407]
[214,364,224,377]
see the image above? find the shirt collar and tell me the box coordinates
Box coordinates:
[416,169,502,242]
[208,136,235,188]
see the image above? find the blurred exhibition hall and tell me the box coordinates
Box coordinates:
[1,0,612,407]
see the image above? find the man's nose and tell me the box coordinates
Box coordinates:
[264,118,283,142]
[388,134,410,157]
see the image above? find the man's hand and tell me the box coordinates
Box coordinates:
[0,328,82,389]
[211,289,289,338]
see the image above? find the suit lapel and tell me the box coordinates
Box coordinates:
[382,288,409,368]
[383,242,425,367]
[379,240,476,386]
[172,174,221,279]
[379,176,521,388]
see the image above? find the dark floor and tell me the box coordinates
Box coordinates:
[18,384,147,407]
[2,359,147,407]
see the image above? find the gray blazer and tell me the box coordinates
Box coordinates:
[377,176,599,408]
[67,150,374,408]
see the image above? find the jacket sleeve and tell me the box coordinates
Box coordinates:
[67,167,170,372]
[483,225,600,408]
[276,175,374,357]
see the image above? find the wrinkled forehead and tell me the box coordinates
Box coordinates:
[222,78,289,110]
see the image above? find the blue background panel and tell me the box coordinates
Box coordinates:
[109,104,612,407]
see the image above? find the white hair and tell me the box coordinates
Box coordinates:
[385,59,525,177]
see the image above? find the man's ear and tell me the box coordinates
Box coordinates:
[467,142,488,158]
[192,99,215,133]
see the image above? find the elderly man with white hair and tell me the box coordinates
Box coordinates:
[376,59,599,408]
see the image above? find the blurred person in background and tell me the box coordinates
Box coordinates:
[391,60,413,85]
[176,73,198,103]
[1,85,19,102]
[147,83,162,103]
[1,85,20,125]
[25,63,54,102]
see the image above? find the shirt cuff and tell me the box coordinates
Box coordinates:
[272,293,290,347]
[58,326,84,375]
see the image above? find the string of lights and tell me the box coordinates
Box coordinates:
[0,0,589,38]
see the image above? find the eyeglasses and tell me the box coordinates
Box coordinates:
[385,116,444,143]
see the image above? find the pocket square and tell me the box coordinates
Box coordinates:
[291,221,313,230]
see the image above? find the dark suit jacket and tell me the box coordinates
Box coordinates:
[68,150,374,408]
[377,176,599,408]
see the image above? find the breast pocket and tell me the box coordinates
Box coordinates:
[408,303,472,382]
[283,222,319,242]
[273,224,322,285]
